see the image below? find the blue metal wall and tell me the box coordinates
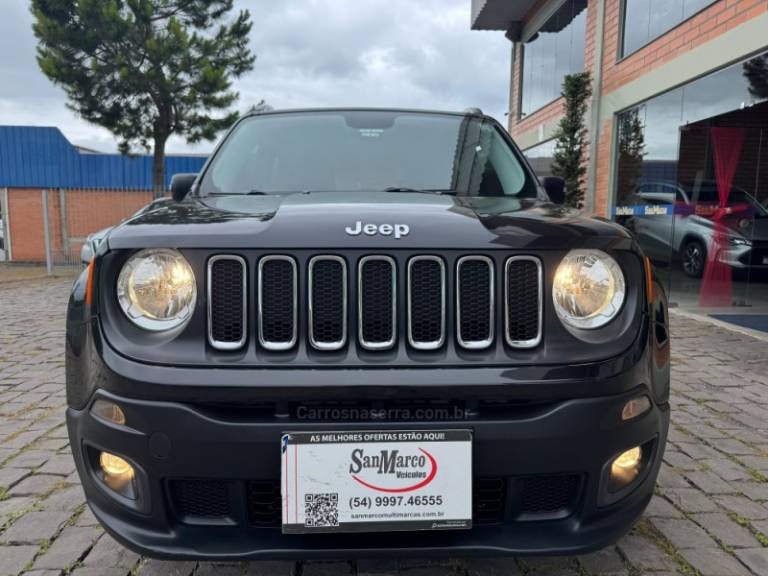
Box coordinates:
[0,126,207,189]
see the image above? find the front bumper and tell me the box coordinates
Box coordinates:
[68,384,669,560]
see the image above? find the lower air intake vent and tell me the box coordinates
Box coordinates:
[246,480,282,526]
[258,256,297,350]
[473,477,507,525]
[170,479,231,519]
[519,474,580,514]
[359,256,396,350]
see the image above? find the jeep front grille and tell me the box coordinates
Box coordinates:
[207,255,247,350]
[358,256,397,350]
[408,256,445,349]
[309,256,347,350]
[456,256,494,349]
[258,256,297,350]
[205,253,542,354]
[505,257,543,348]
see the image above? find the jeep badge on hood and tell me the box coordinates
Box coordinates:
[345,221,410,238]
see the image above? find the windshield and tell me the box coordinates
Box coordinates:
[199,111,537,197]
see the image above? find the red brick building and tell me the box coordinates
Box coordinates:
[470,0,768,216]
[0,127,205,263]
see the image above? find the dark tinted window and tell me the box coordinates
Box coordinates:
[622,0,717,57]
[199,111,537,198]
[520,0,587,116]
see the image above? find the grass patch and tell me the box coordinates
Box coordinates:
[727,512,768,546]
[0,487,9,501]
[631,518,700,576]
[0,501,42,535]
[755,531,768,547]
[747,468,768,483]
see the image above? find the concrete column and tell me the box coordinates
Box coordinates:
[586,0,607,214]
[58,188,70,263]
[0,188,10,261]
[42,190,53,275]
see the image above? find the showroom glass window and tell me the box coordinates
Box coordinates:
[520,0,587,117]
[622,0,717,57]
[612,50,768,306]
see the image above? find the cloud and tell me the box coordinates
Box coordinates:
[0,0,510,154]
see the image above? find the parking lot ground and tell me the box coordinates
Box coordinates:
[1,275,768,575]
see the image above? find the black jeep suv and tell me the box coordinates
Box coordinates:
[66,108,670,560]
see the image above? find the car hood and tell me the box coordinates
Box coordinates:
[689,214,768,241]
[738,215,768,241]
[106,191,632,251]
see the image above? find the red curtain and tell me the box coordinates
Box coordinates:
[698,127,747,307]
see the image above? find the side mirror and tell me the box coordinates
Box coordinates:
[79,242,93,265]
[543,177,566,205]
[170,173,198,202]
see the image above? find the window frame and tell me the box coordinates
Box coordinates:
[517,0,588,120]
[617,0,719,62]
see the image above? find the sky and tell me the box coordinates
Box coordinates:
[0,0,510,155]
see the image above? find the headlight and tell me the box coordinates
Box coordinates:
[727,236,751,247]
[117,249,196,331]
[553,249,625,330]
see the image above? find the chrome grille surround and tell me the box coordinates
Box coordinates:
[203,252,544,354]
[308,255,348,351]
[407,256,446,350]
[206,255,247,351]
[358,255,397,351]
[258,255,298,351]
[456,255,495,350]
[504,256,543,349]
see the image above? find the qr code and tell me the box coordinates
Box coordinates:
[304,492,339,527]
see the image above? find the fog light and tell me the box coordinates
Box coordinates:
[621,396,651,421]
[610,446,642,491]
[91,400,126,426]
[100,452,133,477]
[98,451,138,499]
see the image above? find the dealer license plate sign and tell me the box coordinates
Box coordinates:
[281,430,472,534]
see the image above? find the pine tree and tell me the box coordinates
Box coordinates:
[616,107,646,203]
[743,53,768,101]
[32,0,256,195]
[551,72,592,209]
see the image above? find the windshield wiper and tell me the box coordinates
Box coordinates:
[382,187,455,195]
[246,189,269,195]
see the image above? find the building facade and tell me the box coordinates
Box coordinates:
[472,0,768,310]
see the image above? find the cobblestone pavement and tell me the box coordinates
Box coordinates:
[2,276,768,576]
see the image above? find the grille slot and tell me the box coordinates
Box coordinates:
[473,477,507,525]
[505,257,543,348]
[258,256,298,350]
[309,256,347,350]
[246,480,282,526]
[519,474,580,515]
[358,256,396,350]
[207,256,247,350]
[456,256,494,349]
[407,256,446,350]
[170,479,231,519]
